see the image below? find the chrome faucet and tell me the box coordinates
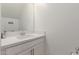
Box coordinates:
[71,47,79,55]
[1,31,6,39]
[1,32,4,39]
[75,48,79,54]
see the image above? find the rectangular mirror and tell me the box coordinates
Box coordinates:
[1,3,34,32]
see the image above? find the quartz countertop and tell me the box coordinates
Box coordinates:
[1,33,45,49]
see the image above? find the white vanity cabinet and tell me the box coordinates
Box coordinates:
[33,40,45,55]
[1,36,46,55]
[17,48,34,55]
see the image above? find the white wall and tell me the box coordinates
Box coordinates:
[1,17,19,31]
[1,3,25,19]
[0,3,1,55]
[1,3,34,32]
[20,4,34,31]
[1,3,26,31]
[35,3,79,55]
[0,3,1,33]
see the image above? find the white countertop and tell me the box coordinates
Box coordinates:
[1,33,45,48]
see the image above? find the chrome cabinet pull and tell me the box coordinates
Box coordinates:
[31,48,34,55]
[31,49,32,55]
[32,48,34,55]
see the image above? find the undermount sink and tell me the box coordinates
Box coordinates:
[17,34,35,39]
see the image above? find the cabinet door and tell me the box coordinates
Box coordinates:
[17,48,33,55]
[34,42,45,55]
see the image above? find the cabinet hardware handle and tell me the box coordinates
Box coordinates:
[32,48,34,55]
[31,48,34,55]
[31,49,32,55]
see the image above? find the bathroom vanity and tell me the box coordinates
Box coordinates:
[1,33,46,55]
[1,4,46,55]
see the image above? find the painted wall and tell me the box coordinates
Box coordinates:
[20,4,34,31]
[35,3,79,55]
[0,3,1,55]
[0,4,1,33]
[1,3,34,32]
[1,17,19,32]
[1,3,25,19]
[1,3,25,31]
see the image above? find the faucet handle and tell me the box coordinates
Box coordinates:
[75,47,79,54]
[75,47,79,51]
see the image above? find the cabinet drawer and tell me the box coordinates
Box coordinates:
[6,38,44,55]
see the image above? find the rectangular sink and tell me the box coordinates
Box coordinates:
[17,34,35,39]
